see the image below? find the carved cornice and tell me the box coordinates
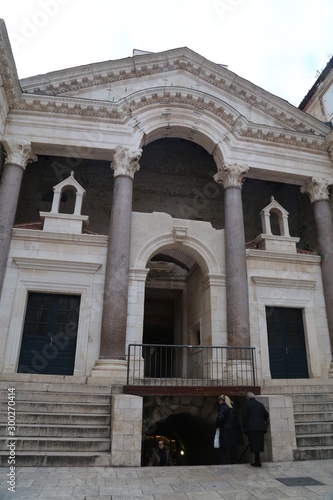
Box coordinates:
[233,122,327,152]
[0,19,22,107]
[300,176,333,202]
[14,89,328,152]
[18,47,329,136]
[325,130,333,161]
[15,94,122,121]
[13,257,101,274]
[111,146,142,178]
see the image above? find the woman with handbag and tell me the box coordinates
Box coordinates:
[215,394,244,464]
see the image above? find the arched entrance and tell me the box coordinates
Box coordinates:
[143,413,216,466]
[143,248,205,379]
[142,395,218,466]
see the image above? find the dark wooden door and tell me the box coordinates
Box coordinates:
[18,293,80,375]
[266,306,308,379]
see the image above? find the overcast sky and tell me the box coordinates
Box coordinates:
[1,0,332,107]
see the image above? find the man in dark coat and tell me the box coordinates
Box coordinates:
[149,439,173,466]
[242,392,269,467]
[216,394,244,464]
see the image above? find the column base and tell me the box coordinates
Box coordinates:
[89,359,128,385]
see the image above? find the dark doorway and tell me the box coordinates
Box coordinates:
[143,413,216,466]
[18,292,80,375]
[143,289,182,378]
[266,306,308,379]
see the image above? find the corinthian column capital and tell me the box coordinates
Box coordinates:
[214,162,249,188]
[111,146,142,178]
[301,176,333,203]
[1,138,37,169]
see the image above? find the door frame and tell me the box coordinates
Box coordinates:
[266,306,308,379]
[252,276,321,380]
[3,277,93,376]
[18,292,81,375]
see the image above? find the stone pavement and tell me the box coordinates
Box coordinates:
[1,459,333,500]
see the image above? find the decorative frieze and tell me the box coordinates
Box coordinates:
[13,90,328,152]
[16,47,329,137]
[325,130,333,161]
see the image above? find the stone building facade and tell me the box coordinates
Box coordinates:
[0,19,333,466]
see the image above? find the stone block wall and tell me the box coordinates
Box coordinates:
[257,395,296,462]
[110,395,143,466]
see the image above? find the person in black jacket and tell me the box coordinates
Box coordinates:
[242,392,269,467]
[215,394,243,464]
[149,439,173,466]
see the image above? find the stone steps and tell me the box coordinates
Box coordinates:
[1,437,111,452]
[262,383,333,461]
[293,411,333,423]
[0,379,112,466]
[0,451,112,467]
[292,393,333,402]
[293,401,333,412]
[296,433,333,447]
[295,421,333,434]
[0,389,111,404]
[0,423,110,437]
[293,446,333,461]
[0,411,110,425]
[0,401,110,413]
[291,388,333,461]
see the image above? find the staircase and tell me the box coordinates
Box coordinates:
[262,383,333,461]
[0,377,113,466]
[292,389,333,460]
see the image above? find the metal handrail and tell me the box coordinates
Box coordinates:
[126,344,257,386]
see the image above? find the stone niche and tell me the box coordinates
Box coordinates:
[254,196,299,253]
[40,171,89,234]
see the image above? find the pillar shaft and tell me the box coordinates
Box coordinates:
[214,162,250,347]
[301,176,333,359]
[0,139,36,298]
[224,186,250,346]
[313,199,333,356]
[100,175,134,359]
[100,146,141,360]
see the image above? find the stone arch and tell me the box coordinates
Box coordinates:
[142,395,218,466]
[124,87,238,169]
[135,232,221,276]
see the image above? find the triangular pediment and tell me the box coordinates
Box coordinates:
[17,47,329,136]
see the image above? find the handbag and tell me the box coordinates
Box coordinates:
[214,428,220,448]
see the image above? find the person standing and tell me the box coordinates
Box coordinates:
[216,394,244,464]
[149,439,173,466]
[242,392,269,467]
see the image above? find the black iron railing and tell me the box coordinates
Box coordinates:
[126,344,257,386]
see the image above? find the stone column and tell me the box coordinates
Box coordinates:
[0,138,37,298]
[214,162,250,347]
[301,177,333,361]
[100,146,142,360]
